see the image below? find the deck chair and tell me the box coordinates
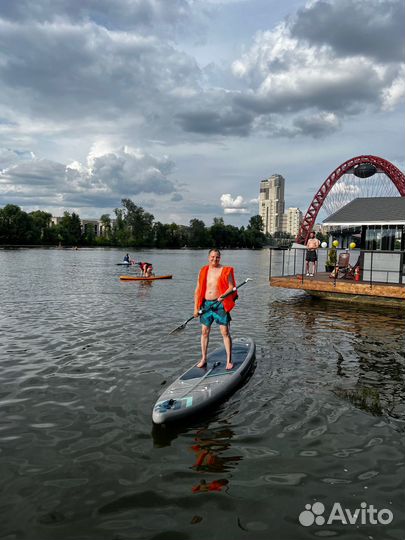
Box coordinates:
[330,252,354,279]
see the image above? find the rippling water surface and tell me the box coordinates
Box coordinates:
[0,248,404,540]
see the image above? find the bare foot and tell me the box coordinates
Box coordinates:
[226,363,234,370]
[197,360,207,368]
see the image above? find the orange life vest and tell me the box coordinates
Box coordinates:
[196,265,237,313]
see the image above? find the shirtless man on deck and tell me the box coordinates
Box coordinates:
[193,249,237,370]
[305,231,321,276]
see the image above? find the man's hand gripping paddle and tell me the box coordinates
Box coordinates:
[169,278,252,335]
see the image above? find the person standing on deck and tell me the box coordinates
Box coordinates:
[193,249,237,370]
[305,231,320,276]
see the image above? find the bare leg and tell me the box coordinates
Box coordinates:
[197,325,210,367]
[220,325,233,369]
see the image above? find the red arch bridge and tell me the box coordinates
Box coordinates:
[295,155,405,245]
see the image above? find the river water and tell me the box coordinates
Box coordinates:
[0,248,404,540]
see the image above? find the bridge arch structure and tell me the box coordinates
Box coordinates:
[295,155,405,245]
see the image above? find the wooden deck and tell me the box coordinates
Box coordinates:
[270,273,405,307]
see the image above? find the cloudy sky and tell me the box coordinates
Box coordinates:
[0,0,403,226]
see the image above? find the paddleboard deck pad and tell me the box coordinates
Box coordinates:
[152,337,255,424]
[120,275,173,281]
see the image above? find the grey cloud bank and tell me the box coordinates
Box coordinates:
[0,0,403,224]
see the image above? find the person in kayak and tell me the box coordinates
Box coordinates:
[194,248,237,370]
[138,261,153,277]
[123,253,130,263]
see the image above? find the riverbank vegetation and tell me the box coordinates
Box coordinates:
[0,199,274,249]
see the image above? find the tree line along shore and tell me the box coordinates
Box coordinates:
[0,198,281,249]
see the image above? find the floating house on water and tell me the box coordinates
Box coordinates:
[270,197,405,307]
[323,197,405,251]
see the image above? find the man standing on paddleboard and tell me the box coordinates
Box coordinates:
[193,249,237,370]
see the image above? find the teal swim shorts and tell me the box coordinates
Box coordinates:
[200,299,231,327]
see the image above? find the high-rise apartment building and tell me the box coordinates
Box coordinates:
[284,207,303,236]
[259,174,285,235]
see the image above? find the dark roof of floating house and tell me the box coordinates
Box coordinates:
[323,197,405,225]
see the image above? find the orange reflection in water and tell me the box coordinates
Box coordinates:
[190,427,242,494]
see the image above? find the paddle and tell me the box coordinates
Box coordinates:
[169,277,252,335]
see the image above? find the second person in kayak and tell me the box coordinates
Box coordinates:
[194,248,237,370]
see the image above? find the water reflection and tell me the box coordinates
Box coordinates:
[190,427,240,472]
[190,426,241,493]
[1,248,404,539]
[152,423,243,494]
[333,331,405,423]
[266,295,405,426]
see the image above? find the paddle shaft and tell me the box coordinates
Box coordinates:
[170,361,221,404]
[170,278,251,334]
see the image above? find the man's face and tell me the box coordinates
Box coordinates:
[208,251,221,267]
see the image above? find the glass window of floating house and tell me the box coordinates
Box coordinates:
[323,197,405,252]
[363,225,404,251]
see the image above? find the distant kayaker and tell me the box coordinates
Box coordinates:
[123,253,130,263]
[138,261,153,277]
[194,248,237,370]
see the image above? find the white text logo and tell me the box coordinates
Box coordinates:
[299,502,393,527]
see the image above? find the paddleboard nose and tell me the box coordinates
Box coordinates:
[152,398,177,424]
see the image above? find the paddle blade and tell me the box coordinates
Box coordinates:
[169,323,186,335]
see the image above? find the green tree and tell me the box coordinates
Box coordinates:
[188,219,210,248]
[0,204,31,244]
[224,224,242,248]
[316,231,327,244]
[244,215,266,248]
[112,208,129,246]
[153,222,171,248]
[29,210,53,244]
[209,217,227,248]
[154,222,188,248]
[57,211,82,246]
[83,223,96,246]
[121,198,154,246]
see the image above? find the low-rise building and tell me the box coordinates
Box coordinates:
[323,197,405,251]
[51,216,116,237]
[283,207,303,237]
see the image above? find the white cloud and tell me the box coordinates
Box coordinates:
[293,112,341,137]
[0,0,194,34]
[223,207,249,214]
[0,146,179,212]
[0,148,35,171]
[382,66,405,111]
[220,193,246,208]
[220,193,250,214]
[329,183,360,195]
[0,17,201,141]
[231,0,404,127]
